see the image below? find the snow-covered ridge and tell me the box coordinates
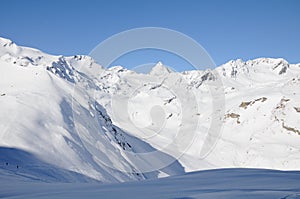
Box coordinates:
[217,57,297,79]
[0,37,300,183]
[1,37,298,86]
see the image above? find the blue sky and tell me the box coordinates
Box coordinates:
[0,0,299,71]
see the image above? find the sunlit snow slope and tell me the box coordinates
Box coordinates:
[0,37,183,183]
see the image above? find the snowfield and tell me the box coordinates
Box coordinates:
[1,169,300,199]
[0,37,300,198]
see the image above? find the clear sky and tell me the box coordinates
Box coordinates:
[0,0,299,71]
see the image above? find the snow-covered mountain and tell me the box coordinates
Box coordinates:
[94,56,300,172]
[0,37,184,183]
[0,37,300,183]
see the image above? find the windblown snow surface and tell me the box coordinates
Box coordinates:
[0,37,300,198]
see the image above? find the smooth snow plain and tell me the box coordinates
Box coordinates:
[1,169,300,199]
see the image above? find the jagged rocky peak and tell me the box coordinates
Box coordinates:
[218,59,248,78]
[108,65,129,73]
[72,55,93,61]
[218,58,292,77]
[0,37,15,47]
[248,57,289,66]
[149,61,173,76]
[247,58,290,75]
[67,55,103,72]
[227,58,245,66]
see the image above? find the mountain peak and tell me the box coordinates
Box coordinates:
[149,61,173,76]
[0,37,14,47]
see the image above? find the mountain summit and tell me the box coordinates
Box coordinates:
[149,61,173,76]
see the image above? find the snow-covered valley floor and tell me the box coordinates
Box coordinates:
[1,168,300,199]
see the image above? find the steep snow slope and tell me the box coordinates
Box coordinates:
[0,38,184,182]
